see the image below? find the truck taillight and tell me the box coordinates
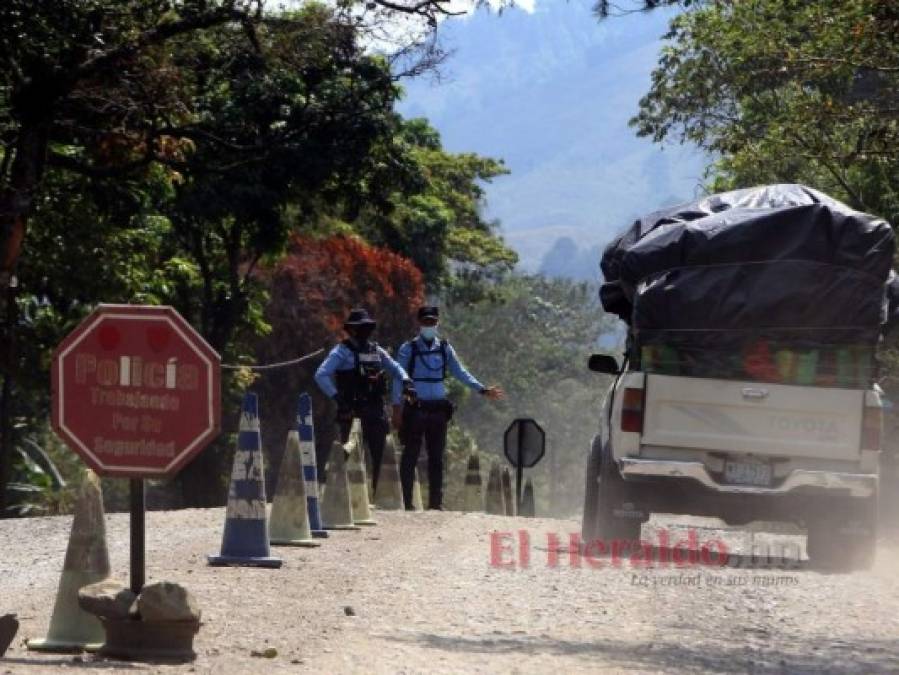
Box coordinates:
[862,405,883,451]
[621,387,644,433]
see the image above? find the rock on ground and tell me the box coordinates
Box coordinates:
[77,580,136,621]
[137,581,201,623]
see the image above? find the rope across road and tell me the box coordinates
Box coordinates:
[220,348,325,371]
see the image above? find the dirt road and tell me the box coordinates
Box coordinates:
[1,508,898,673]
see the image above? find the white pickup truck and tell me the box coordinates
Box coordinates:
[581,354,883,570]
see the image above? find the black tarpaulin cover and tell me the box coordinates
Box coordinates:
[599,184,896,348]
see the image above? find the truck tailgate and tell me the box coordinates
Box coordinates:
[642,374,864,460]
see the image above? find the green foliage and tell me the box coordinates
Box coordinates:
[355,118,517,292]
[632,0,899,224]
[0,2,517,512]
[442,275,619,516]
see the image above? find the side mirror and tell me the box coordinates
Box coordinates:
[588,354,620,375]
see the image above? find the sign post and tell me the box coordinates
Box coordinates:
[52,304,221,593]
[503,418,546,512]
[130,479,145,594]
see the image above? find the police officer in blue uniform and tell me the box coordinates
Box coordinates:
[315,308,414,494]
[392,306,504,510]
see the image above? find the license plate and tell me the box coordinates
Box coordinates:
[724,460,772,487]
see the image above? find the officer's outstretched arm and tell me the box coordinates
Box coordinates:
[447,344,505,401]
[446,343,485,392]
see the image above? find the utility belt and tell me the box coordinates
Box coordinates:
[336,396,385,422]
[405,398,454,421]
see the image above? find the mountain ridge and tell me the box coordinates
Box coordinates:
[398,0,707,274]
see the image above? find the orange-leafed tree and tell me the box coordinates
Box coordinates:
[255,234,425,481]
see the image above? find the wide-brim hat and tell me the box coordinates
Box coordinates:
[344,308,376,328]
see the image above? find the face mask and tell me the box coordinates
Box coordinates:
[420,326,438,341]
[350,326,375,344]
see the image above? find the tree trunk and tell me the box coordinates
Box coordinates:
[0,123,50,279]
[0,123,49,514]
[177,230,246,509]
[0,276,16,517]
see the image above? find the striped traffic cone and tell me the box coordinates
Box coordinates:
[321,439,361,530]
[270,430,320,548]
[463,454,484,512]
[208,393,282,568]
[520,478,536,517]
[485,462,506,515]
[375,433,404,510]
[297,394,328,538]
[347,421,376,526]
[501,467,516,516]
[27,470,109,653]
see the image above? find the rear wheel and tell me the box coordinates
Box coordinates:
[806,495,877,572]
[581,435,643,544]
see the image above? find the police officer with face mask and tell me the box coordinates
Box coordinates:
[315,308,414,494]
[392,306,504,510]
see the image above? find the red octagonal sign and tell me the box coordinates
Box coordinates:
[52,304,221,478]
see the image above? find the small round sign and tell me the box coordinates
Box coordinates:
[51,304,221,478]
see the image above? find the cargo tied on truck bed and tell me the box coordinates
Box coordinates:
[583,184,895,571]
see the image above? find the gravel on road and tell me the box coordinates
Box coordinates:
[1,508,898,674]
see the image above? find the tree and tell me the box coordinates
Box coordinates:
[352,118,518,292]
[0,0,460,286]
[0,1,460,510]
[254,234,425,482]
[0,1,512,512]
[631,0,899,223]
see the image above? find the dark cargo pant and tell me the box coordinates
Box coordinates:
[400,401,451,510]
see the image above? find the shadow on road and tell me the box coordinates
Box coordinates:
[381,632,899,674]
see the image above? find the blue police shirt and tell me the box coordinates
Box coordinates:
[315,342,409,400]
[391,335,484,405]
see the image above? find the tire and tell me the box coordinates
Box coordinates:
[806,495,877,572]
[581,435,643,544]
[581,437,601,542]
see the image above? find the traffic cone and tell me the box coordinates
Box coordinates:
[27,470,110,653]
[321,439,361,530]
[375,433,404,510]
[297,393,328,538]
[501,467,515,516]
[520,478,536,517]
[411,466,424,512]
[347,421,376,526]
[485,462,506,515]
[463,454,483,513]
[208,392,282,568]
[270,430,320,548]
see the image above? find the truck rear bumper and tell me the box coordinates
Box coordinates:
[619,458,876,498]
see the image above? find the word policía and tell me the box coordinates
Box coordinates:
[75,354,200,391]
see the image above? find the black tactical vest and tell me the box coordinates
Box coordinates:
[335,339,388,410]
